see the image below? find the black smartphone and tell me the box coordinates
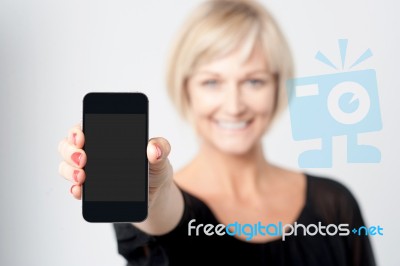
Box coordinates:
[82,92,148,222]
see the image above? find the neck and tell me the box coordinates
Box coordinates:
[193,141,273,199]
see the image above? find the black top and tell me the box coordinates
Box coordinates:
[113,174,376,266]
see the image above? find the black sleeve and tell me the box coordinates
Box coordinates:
[112,223,168,266]
[309,176,376,266]
[112,189,211,266]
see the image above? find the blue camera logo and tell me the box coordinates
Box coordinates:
[286,39,382,168]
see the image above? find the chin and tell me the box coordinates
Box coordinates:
[213,139,257,156]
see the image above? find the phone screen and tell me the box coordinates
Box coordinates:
[82,92,148,222]
[84,114,146,201]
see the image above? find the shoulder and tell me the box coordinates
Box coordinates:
[307,174,357,202]
[306,174,362,224]
[177,184,218,223]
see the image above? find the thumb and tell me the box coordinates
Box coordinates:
[147,137,173,185]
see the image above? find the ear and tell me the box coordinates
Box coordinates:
[184,78,191,105]
[182,78,194,121]
[271,73,280,116]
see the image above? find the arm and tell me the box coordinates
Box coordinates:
[309,176,376,266]
[133,138,184,235]
[340,188,376,266]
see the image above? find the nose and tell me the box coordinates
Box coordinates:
[223,82,246,115]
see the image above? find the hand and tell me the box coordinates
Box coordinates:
[58,123,174,205]
[58,123,87,199]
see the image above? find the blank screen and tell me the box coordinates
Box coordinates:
[84,114,147,201]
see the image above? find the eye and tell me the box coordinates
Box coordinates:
[201,79,220,89]
[244,79,266,88]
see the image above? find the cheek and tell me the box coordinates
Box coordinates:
[246,89,276,117]
[188,89,222,118]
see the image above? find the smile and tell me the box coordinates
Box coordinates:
[215,120,252,130]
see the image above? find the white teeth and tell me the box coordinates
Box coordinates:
[217,120,248,130]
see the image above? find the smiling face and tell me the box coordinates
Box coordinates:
[187,44,277,155]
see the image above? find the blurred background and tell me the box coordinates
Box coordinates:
[0,0,398,265]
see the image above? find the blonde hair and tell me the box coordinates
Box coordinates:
[166,0,294,121]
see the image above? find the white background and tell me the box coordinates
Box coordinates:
[0,0,398,265]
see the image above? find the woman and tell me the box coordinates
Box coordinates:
[58,0,376,265]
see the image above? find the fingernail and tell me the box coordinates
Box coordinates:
[71,152,82,166]
[155,145,162,159]
[70,185,75,194]
[72,133,77,146]
[73,170,79,183]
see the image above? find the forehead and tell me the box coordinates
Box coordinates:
[194,43,270,76]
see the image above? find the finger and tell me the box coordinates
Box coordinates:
[68,123,85,149]
[58,138,87,168]
[147,138,172,182]
[58,161,86,185]
[147,137,171,164]
[70,184,82,200]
